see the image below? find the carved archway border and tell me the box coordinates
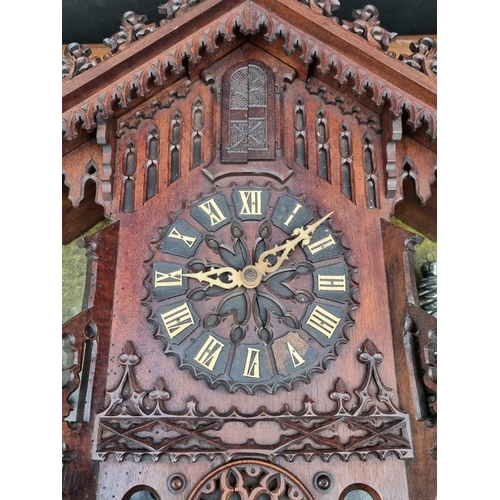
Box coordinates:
[62,1,437,141]
[186,459,315,500]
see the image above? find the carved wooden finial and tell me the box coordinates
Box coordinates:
[342,5,397,52]
[399,36,437,78]
[62,42,101,79]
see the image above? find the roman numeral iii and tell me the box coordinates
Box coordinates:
[306,305,341,338]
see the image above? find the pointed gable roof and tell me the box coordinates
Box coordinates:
[62,0,437,143]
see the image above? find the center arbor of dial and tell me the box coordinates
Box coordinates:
[241,265,262,288]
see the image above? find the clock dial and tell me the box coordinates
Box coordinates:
[146,183,356,393]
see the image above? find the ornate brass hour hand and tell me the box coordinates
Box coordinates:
[182,266,244,289]
[253,211,334,277]
[183,212,333,290]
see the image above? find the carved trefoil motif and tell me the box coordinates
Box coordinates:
[93,339,413,462]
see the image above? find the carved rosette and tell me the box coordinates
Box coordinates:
[93,339,413,462]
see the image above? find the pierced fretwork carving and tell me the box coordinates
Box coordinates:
[316,111,330,181]
[93,339,413,462]
[190,460,314,500]
[306,78,381,132]
[404,307,437,429]
[191,98,205,168]
[146,127,160,200]
[122,140,137,213]
[294,98,307,167]
[63,3,436,141]
[339,123,354,201]
[170,111,183,183]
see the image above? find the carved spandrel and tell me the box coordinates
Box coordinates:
[93,339,413,462]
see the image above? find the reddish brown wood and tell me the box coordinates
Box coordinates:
[62,179,105,244]
[381,220,437,500]
[394,177,437,241]
[62,222,120,499]
[62,2,437,499]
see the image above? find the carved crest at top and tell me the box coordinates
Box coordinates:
[62,0,436,81]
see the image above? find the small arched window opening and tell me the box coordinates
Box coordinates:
[339,483,382,500]
[122,486,160,500]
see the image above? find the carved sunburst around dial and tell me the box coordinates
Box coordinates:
[145,182,358,394]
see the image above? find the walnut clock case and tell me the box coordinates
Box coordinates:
[62,2,437,500]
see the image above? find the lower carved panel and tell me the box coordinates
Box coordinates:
[187,460,314,500]
[93,340,413,463]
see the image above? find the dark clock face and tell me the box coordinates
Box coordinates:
[146,182,356,393]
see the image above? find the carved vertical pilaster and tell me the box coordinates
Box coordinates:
[96,115,116,216]
[381,108,402,199]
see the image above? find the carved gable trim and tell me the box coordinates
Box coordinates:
[62,0,437,142]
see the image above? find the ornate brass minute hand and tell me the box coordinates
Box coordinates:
[183,212,333,290]
[182,266,243,289]
[253,211,334,277]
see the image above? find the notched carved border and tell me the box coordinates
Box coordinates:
[92,339,413,463]
[62,2,437,141]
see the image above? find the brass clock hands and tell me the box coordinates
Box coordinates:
[183,211,333,290]
[253,211,333,277]
[182,265,243,290]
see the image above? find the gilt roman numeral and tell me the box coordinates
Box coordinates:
[239,190,262,215]
[154,269,182,287]
[160,303,195,339]
[242,348,261,378]
[168,227,197,248]
[317,274,346,291]
[287,342,305,368]
[193,335,225,371]
[306,234,336,255]
[284,203,302,226]
[199,198,227,226]
[306,305,341,339]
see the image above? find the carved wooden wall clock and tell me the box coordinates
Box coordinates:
[146,182,356,393]
[62,1,437,500]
